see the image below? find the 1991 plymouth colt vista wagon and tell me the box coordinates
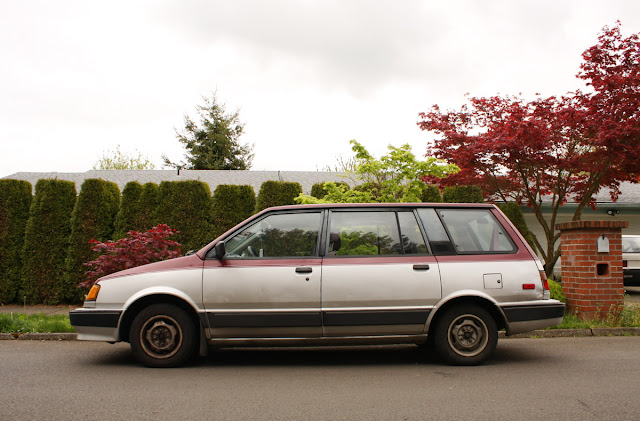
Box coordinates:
[70,203,565,367]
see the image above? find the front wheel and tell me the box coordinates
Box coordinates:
[432,304,498,366]
[129,304,197,368]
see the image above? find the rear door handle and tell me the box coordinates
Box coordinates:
[413,264,430,271]
[296,267,313,274]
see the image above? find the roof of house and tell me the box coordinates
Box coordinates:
[2,170,353,195]
[3,169,640,205]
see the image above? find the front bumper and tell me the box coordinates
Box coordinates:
[501,300,566,335]
[69,309,122,341]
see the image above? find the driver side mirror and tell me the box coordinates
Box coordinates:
[214,241,226,259]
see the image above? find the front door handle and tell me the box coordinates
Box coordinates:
[296,267,313,274]
[413,264,430,271]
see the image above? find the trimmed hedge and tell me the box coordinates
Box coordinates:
[113,181,143,239]
[420,184,442,203]
[211,185,256,238]
[63,179,120,302]
[21,180,77,304]
[0,180,32,303]
[442,185,483,203]
[139,182,160,231]
[156,180,213,252]
[255,181,302,212]
[497,202,537,252]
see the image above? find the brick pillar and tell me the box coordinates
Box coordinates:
[556,220,627,320]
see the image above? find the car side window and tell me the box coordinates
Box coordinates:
[417,208,455,255]
[328,211,407,256]
[397,212,428,255]
[224,212,322,258]
[436,209,516,254]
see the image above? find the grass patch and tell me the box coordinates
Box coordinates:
[548,305,640,329]
[0,313,75,334]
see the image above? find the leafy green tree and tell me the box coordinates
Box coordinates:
[93,145,155,170]
[0,180,32,303]
[64,179,120,302]
[297,140,458,204]
[21,180,77,304]
[163,93,254,170]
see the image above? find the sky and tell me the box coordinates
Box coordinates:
[2,1,640,178]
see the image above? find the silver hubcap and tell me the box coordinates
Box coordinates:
[447,314,488,357]
[140,315,183,359]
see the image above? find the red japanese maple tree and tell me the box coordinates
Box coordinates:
[418,23,640,276]
[81,224,182,288]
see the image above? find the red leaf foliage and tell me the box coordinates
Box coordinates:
[419,22,640,211]
[418,22,640,275]
[81,224,182,288]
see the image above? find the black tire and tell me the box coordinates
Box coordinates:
[129,303,198,368]
[432,304,498,366]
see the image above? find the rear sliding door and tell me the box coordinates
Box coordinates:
[321,209,441,336]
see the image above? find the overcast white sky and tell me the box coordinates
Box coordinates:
[1,1,639,178]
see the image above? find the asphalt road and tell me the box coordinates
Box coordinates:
[1,337,639,421]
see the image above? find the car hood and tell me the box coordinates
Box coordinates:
[98,254,204,281]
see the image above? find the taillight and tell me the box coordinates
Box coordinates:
[623,260,628,268]
[539,270,549,291]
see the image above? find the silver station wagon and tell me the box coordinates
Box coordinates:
[70,203,565,367]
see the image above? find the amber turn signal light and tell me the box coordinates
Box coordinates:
[85,284,101,301]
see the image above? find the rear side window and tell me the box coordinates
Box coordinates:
[436,209,516,254]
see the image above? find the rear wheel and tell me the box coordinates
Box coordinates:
[432,304,497,366]
[129,304,197,368]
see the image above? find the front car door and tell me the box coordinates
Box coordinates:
[321,209,442,336]
[202,210,323,338]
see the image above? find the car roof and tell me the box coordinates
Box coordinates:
[264,202,496,212]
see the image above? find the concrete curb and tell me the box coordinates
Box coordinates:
[500,327,640,338]
[1,329,640,341]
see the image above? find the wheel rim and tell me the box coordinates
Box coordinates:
[447,314,489,357]
[139,315,183,359]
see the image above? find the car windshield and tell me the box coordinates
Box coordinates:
[622,237,640,253]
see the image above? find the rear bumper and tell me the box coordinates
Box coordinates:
[501,301,565,335]
[623,268,640,286]
[69,309,122,341]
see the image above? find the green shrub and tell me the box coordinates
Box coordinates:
[420,184,442,203]
[496,202,537,252]
[156,180,213,252]
[255,181,303,212]
[0,180,32,304]
[63,179,120,303]
[21,179,77,304]
[548,279,566,304]
[442,185,484,203]
[113,181,143,239]
[211,185,256,238]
